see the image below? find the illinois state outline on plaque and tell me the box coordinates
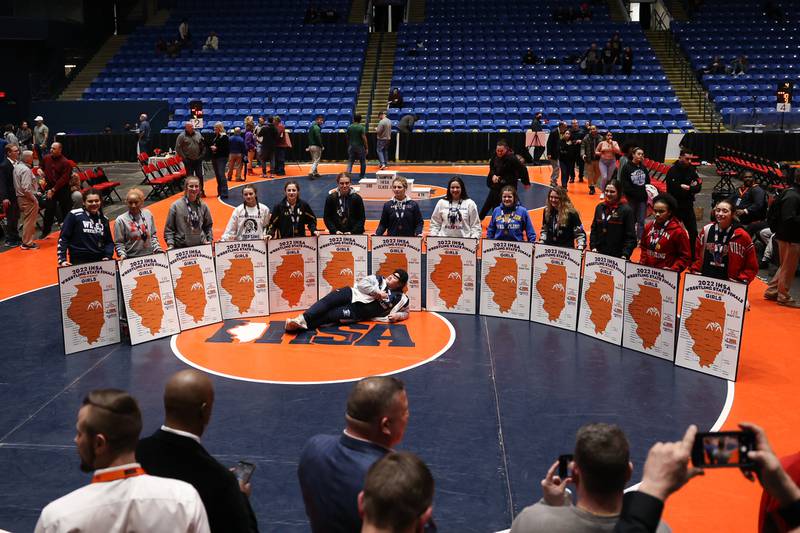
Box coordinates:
[585,273,615,334]
[486,257,518,313]
[430,254,463,309]
[66,282,104,343]
[273,254,305,307]
[221,258,255,314]
[685,297,726,367]
[129,274,164,334]
[628,284,663,349]
[377,253,409,293]
[173,264,207,323]
[322,251,355,290]
[536,263,567,322]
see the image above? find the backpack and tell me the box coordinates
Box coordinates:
[767,187,798,232]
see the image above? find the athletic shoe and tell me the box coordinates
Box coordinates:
[777,298,800,308]
[763,291,778,301]
[285,318,300,332]
[569,178,575,183]
[20,243,39,250]
[4,241,20,248]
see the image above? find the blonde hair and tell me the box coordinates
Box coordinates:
[126,187,145,201]
[392,176,408,189]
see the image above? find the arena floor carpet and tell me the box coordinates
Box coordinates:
[0,164,797,532]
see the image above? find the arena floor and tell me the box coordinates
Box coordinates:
[0,164,797,532]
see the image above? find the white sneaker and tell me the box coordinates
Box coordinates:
[285,318,300,332]
[599,193,605,200]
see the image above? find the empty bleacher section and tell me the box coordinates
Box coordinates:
[672,0,800,131]
[82,0,367,134]
[389,0,693,133]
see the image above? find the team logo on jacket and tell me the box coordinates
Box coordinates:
[171,311,454,384]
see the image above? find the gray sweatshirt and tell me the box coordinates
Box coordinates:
[164,197,213,248]
[114,209,162,258]
[175,130,206,161]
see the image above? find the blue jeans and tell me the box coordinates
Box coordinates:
[347,145,366,179]
[628,198,647,241]
[212,158,228,197]
[376,139,389,167]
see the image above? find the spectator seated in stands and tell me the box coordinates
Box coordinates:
[319,7,340,22]
[359,452,435,533]
[408,40,426,56]
[178,18,192,49]
[522,48,539,65]
[304,6,320,23]
[700,55,726,76]
[729,55,749,76]
[203,32,219,51]
[166,39,181,58]
[511,423,670,533]
[388,88,404,109]
[729,171,766,229]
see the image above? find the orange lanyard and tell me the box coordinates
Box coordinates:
[92,466,146,484]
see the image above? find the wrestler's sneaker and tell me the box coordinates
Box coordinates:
[285,318,300,332]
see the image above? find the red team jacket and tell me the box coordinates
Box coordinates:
[691,223,759,284]
[639,216,692,272]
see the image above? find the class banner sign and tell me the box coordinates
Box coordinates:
[425,237,478,315]
[622,263,679,361]
[371,236,423,312]
[530,244,583,331]
[120,253,180,345]
[317,234,369,298]
[479,240,533,320]
[58,260,121,355]
[214,240,270,319]
[268,237,319,313]
[167,244,222,331]
[675,273,747,381]
[578,251,626,345]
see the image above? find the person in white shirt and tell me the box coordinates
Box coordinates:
[429,176,481,238]
[221,184,270,241]
[35,389,210,533]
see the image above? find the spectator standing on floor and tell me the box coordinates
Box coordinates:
[398,114,416,134]
[376,111,392,170]
[665,150,701,260]
[273,116,289,176]
[691,198,758,284]
[4,124,19,147]
[165,176,213,250]
[1,144,21,248]
[582,124,602,195]
[33,116,49,159]
[209,122,229,199]
[257,116,276,176]
[639,193,692,272]
[39,142,74,238]
[307,115,324,178]
[244,116,256,172]
[175,121,206,195]
[595,131,620,199]
[558,129,577,188]
[13,149,40,249]
[227,127,245,182]
[590,180,637,259]
[34,389,209,533]
[323,172,365,235]
[568,119,584,183]
[16,121,33,150]
[546,122,568,188]
[137,113,151,155]
[764,171,800,307]
[480,140,531,219]
[529,112,546,162]
[346,114,368,180]
[619,147,650,240]
[114,188,161,259]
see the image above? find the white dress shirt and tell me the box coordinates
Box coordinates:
[35,462,210,533]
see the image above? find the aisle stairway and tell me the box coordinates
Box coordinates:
[59,35,127,101]
[407,0,426,22]
[349,0,367,23]
[355,33,381,127]
[664,0,688,21]
[606,0,628,22]
[368,33,397,130]
[646,29,721,132]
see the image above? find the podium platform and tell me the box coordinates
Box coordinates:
[353,170,434,200]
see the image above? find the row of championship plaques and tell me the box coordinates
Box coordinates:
[58,236,747,381]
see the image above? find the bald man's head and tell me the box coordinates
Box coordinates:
[163,369,215,436]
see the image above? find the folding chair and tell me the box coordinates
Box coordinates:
[141,164,175,200]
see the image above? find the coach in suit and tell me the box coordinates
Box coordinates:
[0,144,21,246]
[136,370,258,533]
[297,376,411,533]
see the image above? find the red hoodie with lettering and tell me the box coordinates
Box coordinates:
[639,216,692,272]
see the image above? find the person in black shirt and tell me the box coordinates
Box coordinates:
[557,129,577,188]
[665,150,702,259]
[729,171,767,229]
[210,122,230,199]
[619,147,651,241]
[267,180,317,238]
[590,180,637,259]
[480,139,531,218]
[375,176,423,237]
[540,187,586,249]
[324,172,366,235]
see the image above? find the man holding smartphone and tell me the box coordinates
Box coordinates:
[136,370,258,533]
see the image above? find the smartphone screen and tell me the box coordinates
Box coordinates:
[558,454,574,479]
[691,431,755,468]
[232,461,256,484]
